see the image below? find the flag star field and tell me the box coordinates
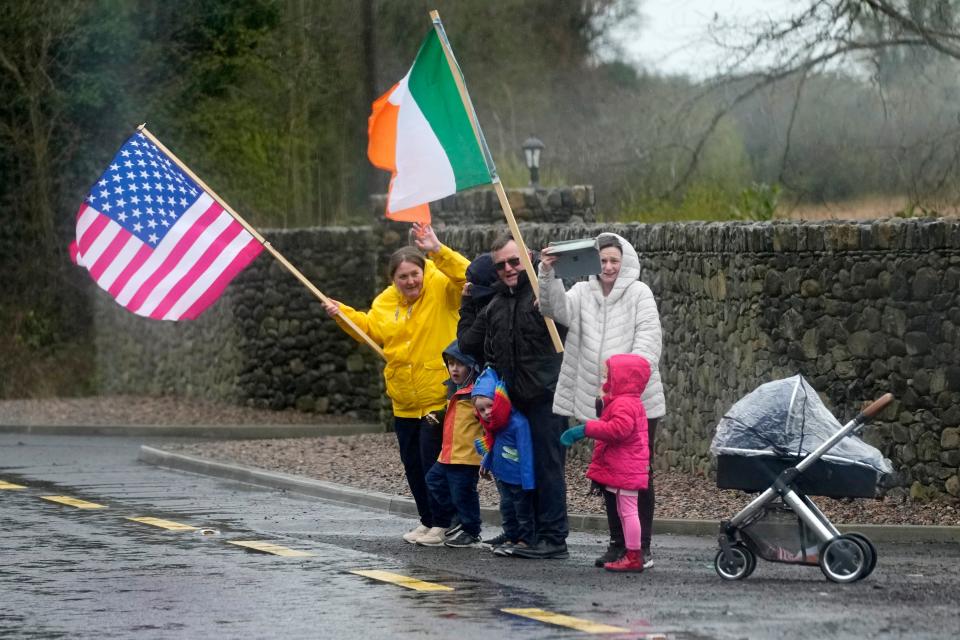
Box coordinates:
[84,135,200,246]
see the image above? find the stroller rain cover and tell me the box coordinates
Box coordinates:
[711,375,892,475]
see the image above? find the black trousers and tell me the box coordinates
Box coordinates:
[604,417,658,551]
[515,396,569,546]
[394,414,444,527]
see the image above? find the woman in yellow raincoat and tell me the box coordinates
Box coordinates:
[324,223,470,544]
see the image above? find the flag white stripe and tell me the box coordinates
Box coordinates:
[388,75,456,212]
[74,206,102,266]
[163,232,253,320]
[134,211,235,317]
[96,236,143,290]
[80,220,123,270]
[75,206,99,244]
[115,193,215,306]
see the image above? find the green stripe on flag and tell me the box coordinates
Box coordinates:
[408,31,492,191]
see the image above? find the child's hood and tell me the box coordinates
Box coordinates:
[471,367,512,431]
[442,340,479,373]
[602,354,651,398]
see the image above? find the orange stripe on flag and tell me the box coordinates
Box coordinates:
[368,82,431,224]
[368,83,399,173]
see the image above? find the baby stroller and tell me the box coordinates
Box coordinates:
[710,375,894,584]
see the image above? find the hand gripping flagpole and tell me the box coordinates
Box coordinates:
[429,10,564,353]
[137,125,387,361]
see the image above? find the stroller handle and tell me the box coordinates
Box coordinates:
[858,393,893,422]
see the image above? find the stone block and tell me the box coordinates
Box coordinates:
[942,427,960,450]
[941,450,960,467]
[904,332,931,356]
[917,431,941,462]
[946,475,960,497]
[910,480,940,502]
[345,354,366,373]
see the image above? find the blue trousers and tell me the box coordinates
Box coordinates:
[425,462,481,536]
[496,479,535,545]
[394,415,443,527]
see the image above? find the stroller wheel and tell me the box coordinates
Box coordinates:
[845,532,878,579]
[714,544,755,581]
[819,535,870,583]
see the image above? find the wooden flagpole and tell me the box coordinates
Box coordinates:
[429,10,564,353]
[137,125,387,361]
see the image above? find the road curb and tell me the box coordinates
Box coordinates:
[1,423,385,439]
[138,445,960,543]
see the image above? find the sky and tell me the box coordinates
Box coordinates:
[613,0,798,77]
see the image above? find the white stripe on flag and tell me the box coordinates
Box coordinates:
[80,219,123,270]
[388,75,456,212]
[134,211,235,317]
[163,230,254,320]
[115,193,215,306]
[76,206,99,241]
[74,206,101,266]
[96,235,142,290]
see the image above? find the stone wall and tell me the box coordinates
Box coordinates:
[93,217,960,498]
[95,227,385,421]
[370,185,596,226]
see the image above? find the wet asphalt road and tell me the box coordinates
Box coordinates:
[1,434,959,640]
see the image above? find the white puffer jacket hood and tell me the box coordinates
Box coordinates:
[538,232,665,421]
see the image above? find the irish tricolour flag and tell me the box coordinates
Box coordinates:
[368,28,494,223]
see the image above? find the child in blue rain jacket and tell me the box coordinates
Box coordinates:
[472,367,535,556]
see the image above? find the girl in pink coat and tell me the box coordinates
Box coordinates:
[561,353,651,572]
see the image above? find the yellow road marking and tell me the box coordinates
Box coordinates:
[126,516,198,531]
[349,569,454,592]
[502,608,630,634]
[0,481,26,490]
[40,495,107,509]
[228,540,315,557]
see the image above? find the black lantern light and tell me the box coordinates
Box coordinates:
[521,135,545,187]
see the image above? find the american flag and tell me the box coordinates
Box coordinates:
[71,131,263,320]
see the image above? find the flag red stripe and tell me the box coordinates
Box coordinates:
[149,221,245,319]
[89,227,133,281]
[107,243,153,298]
[180,237,262,320]
[78,211,111,256]
[125,202,223,313]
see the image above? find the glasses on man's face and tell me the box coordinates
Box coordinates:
[494,256,522,272]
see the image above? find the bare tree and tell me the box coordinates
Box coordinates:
[672,0,960,205]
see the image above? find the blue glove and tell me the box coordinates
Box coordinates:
[560,424,586,447]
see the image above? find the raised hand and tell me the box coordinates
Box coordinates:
[539,246,558,269]
[412,223,441,254]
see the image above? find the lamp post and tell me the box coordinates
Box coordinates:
[522,135,545,188]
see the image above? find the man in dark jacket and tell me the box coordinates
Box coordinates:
[459,234,569,559]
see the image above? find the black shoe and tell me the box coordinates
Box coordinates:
[594,543,626,567]
[443,530,482,548]
[482,532,509,550]
[443,522,463,539]
[642,548,654,569]
[511,540,569,560]
[492,541,515,556]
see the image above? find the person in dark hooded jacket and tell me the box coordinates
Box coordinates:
[457,252,499,341]
[458,233,569,560]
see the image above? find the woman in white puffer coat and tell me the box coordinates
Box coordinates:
[538,232,665,569]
